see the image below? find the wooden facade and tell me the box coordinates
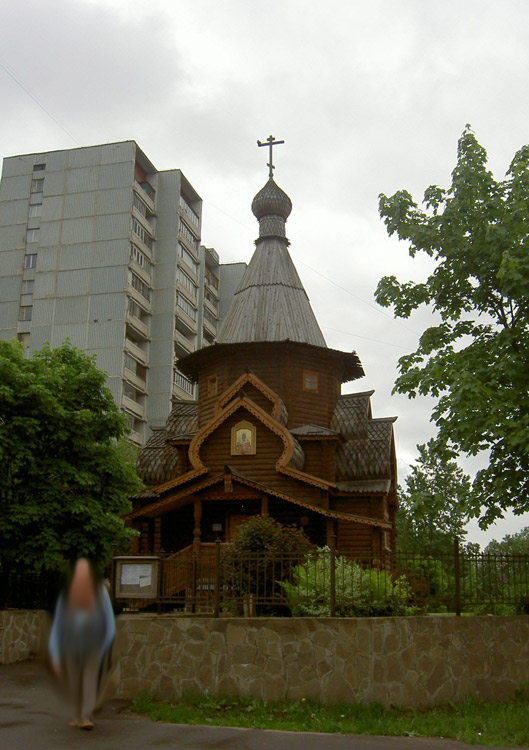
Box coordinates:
[130,174,398,560]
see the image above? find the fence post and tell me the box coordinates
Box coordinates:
[330,534,337,617]
[454,537,461,616]
[191,553,198,614]
[214,539,221,618]
[157,554,164,614]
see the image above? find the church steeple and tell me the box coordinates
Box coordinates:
[217,138,327,348]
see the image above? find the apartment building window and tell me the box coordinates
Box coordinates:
[131,217,153,250]
[33,164,46,171]
[19,305,33,321]
[130,243,152,274]
[29,203,42,218]
[177,293,197,321]
[17,332,30,347]
[124,352,147,381]
[21,279,34,294]
[31,178,44,193]
[130,271,151,302]
[133,191,150,218]
[24,254,37,269]
[30,192,42,205]
[26,228,40,243]
[178,242,198,272]
[178,268,197,297]
[179,219,198,251]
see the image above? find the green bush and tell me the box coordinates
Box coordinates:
[280,547,415,616]
[221,516,312,615]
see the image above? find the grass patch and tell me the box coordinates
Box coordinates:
[130,692,529,746]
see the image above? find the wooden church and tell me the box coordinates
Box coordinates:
[130,143,398,560]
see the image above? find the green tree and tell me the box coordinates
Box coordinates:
[0,340,141,572]
[376,126,529,528]
[484,526,529,555]
[396,441,472,556]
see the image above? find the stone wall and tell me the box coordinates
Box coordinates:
[115,615,529,707]
[3,612,529,707]
[0,610,48,664]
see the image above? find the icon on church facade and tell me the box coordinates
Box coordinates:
[231,420,256,455]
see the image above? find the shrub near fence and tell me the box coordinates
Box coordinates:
[110,541,529,617]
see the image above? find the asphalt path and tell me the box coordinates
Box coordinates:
[0,661,525,750]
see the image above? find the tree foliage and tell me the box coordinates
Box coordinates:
[484,526,529,555]
[396,441,472,555]
[0,340,141,572]
[376,127,529,527]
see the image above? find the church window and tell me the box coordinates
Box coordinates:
[303,370,318,392]
[207,375,218,396]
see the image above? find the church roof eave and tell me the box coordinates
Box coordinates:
[177,340,364,384]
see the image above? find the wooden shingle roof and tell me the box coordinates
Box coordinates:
[335,418,397,482]
[135,427,180,486]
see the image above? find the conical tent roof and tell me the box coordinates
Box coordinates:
[217,178,327,347]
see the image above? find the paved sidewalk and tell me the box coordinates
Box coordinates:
[0,661,525,750]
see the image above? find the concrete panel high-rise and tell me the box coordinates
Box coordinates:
[0,142,243,444]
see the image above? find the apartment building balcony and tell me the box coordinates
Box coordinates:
[204,277,219,298]
[125,337,148,365]
[176,279,198,305]
[134,180,156,211]
[122,394,145,419]
[129,258,152,286]
[179,195,200,231]
[174,328,195,357]
[127,283,152,312]
[202,316,217,339]
[128,429,143,446]
[204,295,218,316]
[126,312,150,340]
[132,206,154,239]
[123,367,147,393]
[177,254,199,282]
[173,368,195,399]
[178,218,200,256]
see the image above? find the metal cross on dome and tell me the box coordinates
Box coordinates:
[257,135,285,178]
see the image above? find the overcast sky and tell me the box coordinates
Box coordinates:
[2,0,529,545]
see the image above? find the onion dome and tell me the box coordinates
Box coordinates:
[251,178,292,239]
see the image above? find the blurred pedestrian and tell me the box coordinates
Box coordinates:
[48,558,115,729]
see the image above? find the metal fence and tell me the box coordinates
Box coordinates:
[0,567,63,611]
[112,541,529,617]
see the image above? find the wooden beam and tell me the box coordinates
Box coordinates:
[260,494,269,517]
[153,517,162,552]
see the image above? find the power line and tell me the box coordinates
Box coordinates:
[205,200,421,338]
[322,326,415,352]
[0,61,79,146]
[291,253,421,338]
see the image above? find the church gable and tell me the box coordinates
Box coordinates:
[214,371,288,424]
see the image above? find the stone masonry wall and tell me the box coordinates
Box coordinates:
[0,610,49,664]
[3,612,529,707]
[115,615,529,707]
